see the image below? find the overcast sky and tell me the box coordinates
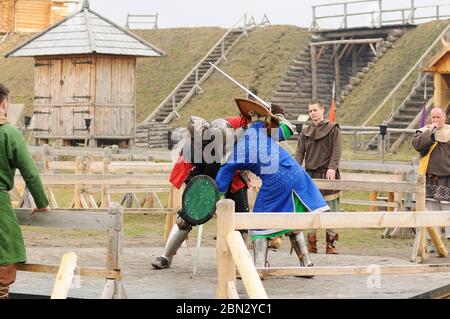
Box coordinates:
[86,0,450,29]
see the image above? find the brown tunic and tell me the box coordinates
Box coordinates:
[412,125,450,201]
[295,120,342,200]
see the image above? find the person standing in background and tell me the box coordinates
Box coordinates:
[295,100,342,254]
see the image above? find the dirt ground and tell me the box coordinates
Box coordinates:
[12,224,450,299]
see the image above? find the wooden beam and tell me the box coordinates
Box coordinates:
[227,231,268,299]
[234,211,450,231]
[352,45,358,74]
[17,263,121,279]
[15,209,115,229]
[258,264,450,277]
[337,43,351,62]
[369,43,377,56]
[51,252,78,299]
[312,179,423,193]
[339,199,399,208]
[316,45,326,62]
[310,38,384,46]
[335,44,341,98]
[15,174,171,187]
[310,45,318,100]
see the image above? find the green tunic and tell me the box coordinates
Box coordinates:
[0,123,48,266]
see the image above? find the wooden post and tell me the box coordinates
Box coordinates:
[227,231,268,299]
[100,154,111,208]
[415,175,448,257]
[311,45,318,100]
[352,46,357,75]
[387,192,395,212]
[334,44,341,99]
[369,192,378,212]
[43,144,58,208]
[216,199,236,299]
[378,0,383,27]
[343,3,348,29]
[101,203,127,299]
[70,156,84,208]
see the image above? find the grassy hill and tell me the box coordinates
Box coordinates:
[132,27,225,121]
[1,21,447,136]
[170,26,309,126]
[0,33,35,107]
[337,20,449,126]
[0,26,308,124]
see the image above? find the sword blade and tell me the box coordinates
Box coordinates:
[208,62,271,110]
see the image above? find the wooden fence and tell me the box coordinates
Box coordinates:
[216,175,450,299]
[15,203,126,299]
[311,0,450,31]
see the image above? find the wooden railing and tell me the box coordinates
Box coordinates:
[16,203,126,299]
[216,175,450,299]
[125,13,158,29]
[311,0,450,31]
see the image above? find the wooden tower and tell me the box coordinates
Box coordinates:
[0,0,79,33]
[5,0,165,147]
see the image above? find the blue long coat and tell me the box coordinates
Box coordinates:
[215,121,329,236]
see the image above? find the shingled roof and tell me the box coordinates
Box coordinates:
[5,1,166,58]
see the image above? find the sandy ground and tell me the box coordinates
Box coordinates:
[10,242,450,299]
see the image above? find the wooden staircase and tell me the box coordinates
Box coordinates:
[135,15,268,149]
[142,17,256,125]
[366,73,434,151]
[270,27,406,121]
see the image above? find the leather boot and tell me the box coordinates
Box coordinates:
[0,285,9,299]
[151,224,190,269]
[253,238,269,280]
[307,233,318,253]
[326,233,339,254]
[289,231,314,278]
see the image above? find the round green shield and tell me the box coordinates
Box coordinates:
[180,175,220,225]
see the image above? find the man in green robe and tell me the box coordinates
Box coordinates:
[0,83,49,299]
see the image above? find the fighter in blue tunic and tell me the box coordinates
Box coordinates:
[215,98,329,276]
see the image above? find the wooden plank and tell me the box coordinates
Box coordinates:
[15,174,171,187]
[15,209,115,229]
[310,38,384,46]
[51,252,77,299]
[339,160,415,173]
[313,179,422,193]
[17,263,121,279]
[227,231,268,299]
[258,264,450,277]
[234,211,450,231]
[340,199,399,208]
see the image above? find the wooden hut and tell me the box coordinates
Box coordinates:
[0,0,78,33]
[5,0,165,147]
[425,39,450,120]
